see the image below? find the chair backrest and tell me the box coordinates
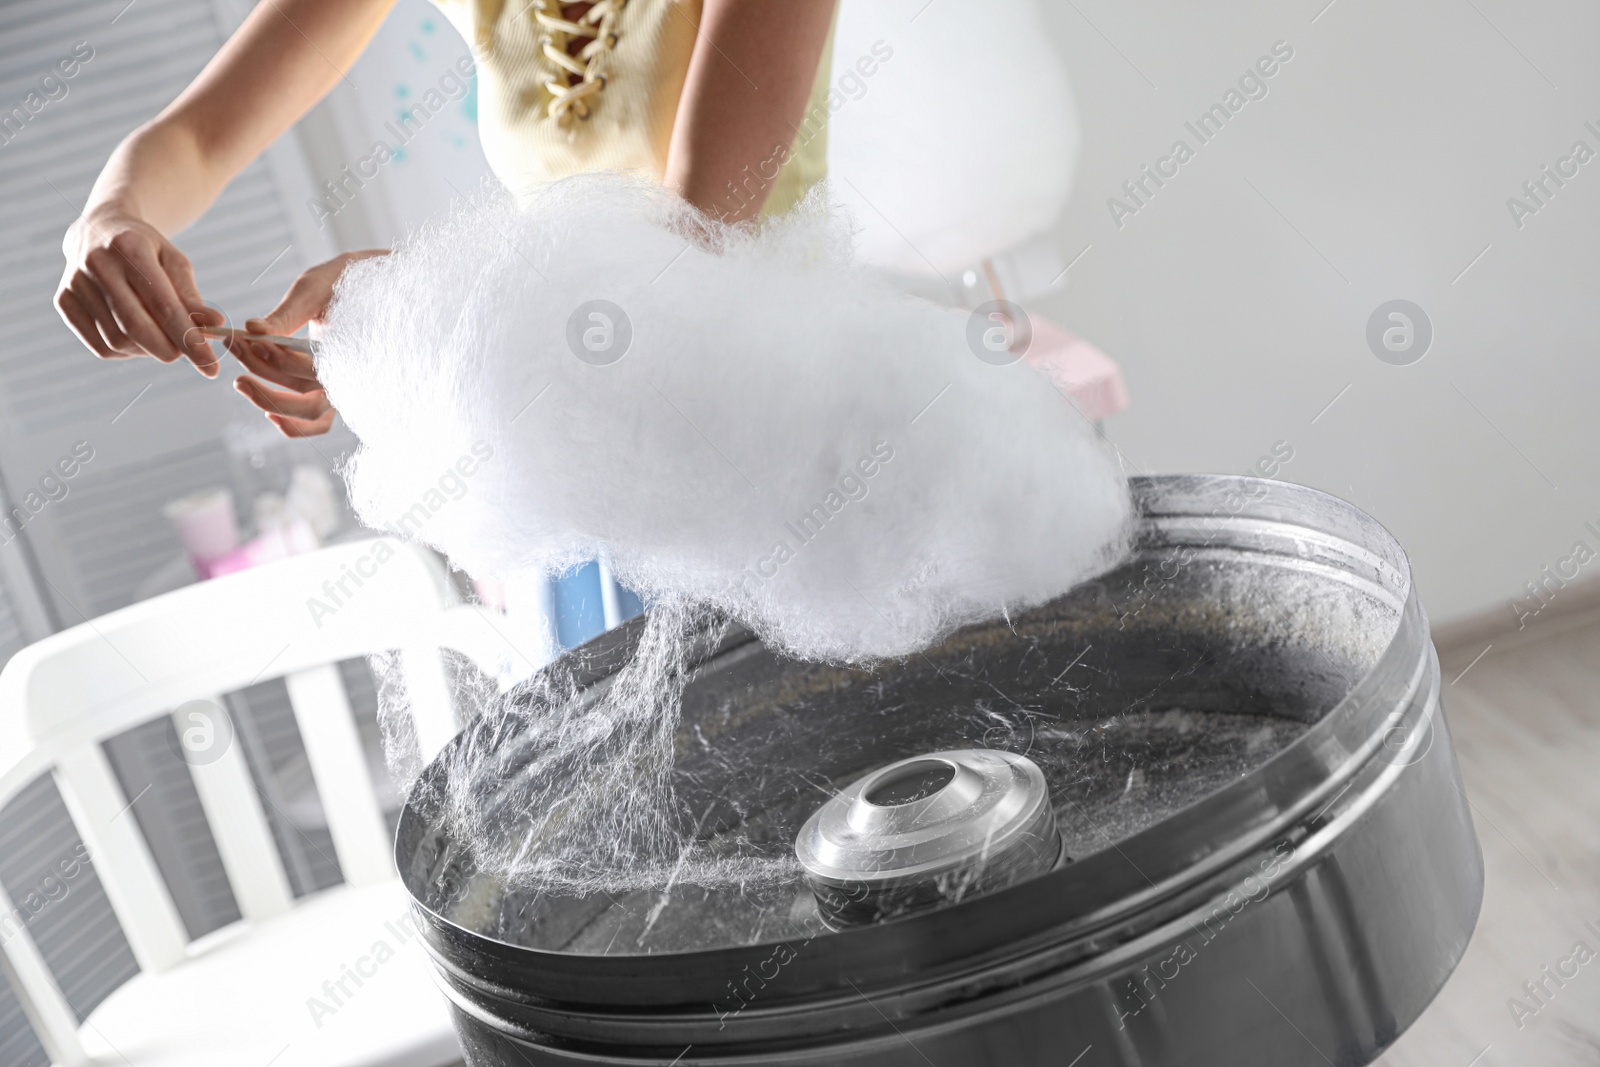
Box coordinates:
[0,537,535,1067]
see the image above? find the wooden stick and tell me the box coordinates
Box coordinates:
[197,326,314,354]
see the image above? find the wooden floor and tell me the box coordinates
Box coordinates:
[1375,608,1600,1066]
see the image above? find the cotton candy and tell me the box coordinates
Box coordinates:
[318,175,1130,665]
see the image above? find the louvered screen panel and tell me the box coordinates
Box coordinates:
[0,574,29,668]
[102,718,243,940]
[0,0,343,622]
[0,774,141,1027]
[227,678,345,897]
[0,980,48,1067]
[43,439,230,616]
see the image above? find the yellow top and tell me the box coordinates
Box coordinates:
[433,0,834,217]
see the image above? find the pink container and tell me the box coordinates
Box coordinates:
[1023,317,1130,423]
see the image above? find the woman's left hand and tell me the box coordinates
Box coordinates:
[229,250,386,437]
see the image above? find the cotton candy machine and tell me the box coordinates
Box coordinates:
[396,475,1482,1066]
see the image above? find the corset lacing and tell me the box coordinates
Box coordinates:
[533,0,627,124]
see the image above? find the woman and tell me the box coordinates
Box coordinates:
[55,0,836,436]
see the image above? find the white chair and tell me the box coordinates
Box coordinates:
[0,538,538,1067]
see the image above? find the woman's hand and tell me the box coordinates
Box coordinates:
[230,250,387,438]
[56,0,397,381]
[56,209,223,374]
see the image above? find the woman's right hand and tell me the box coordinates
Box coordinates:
[56,208,223,376]
[230,250,389,438]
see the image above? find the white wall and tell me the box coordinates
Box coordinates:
[1028,0,1599,626]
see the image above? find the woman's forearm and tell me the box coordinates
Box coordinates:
[81,0,396,236]
[664,0,835,223]
[83,120,226,235]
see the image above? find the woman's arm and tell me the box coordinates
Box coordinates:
[664,0,835,223]
[56,0,396,374]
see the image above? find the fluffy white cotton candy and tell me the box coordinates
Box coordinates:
[318,175,1130,664]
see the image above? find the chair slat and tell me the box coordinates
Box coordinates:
[398,647,459,768]
[177,700,295,922]
[0,918,89,1066]
[52,747,188,973]
[284,666,393,887]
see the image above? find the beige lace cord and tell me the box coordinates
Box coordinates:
[533,0,627,124]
